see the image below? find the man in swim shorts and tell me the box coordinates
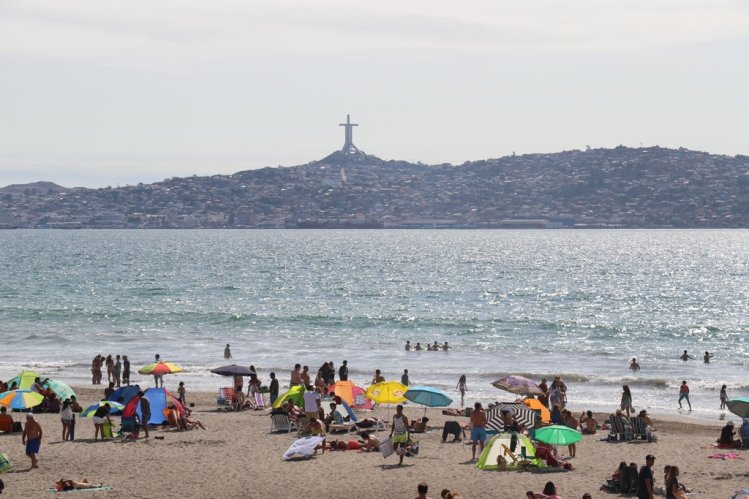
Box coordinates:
[390,404,410,466]
[470,402,487,461]
[22,413,43,469]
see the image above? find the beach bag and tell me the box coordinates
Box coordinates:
[379,437,394,459]
[0,453,11,474]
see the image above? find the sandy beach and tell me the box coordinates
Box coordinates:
[0,386,745,498]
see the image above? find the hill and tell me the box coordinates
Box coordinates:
[1,147,748,228]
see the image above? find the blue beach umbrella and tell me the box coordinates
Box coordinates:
[404,386,453,408]
[0,389,44,410]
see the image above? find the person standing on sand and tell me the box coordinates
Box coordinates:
[538,378,549,408]
[22,413,42,469]
[269,372,279,405]
[678,380,691,411]
[113,355,121,388]
[720,385,728,410]
[637,454,656,499]
[138,391,151,438]
[290,364,302,386]
[470,402,487,461]
[153,354,163,388]
[389,404,410,466]
[68,396,82,441]
[122,355,130,386]
[224,344,232,359]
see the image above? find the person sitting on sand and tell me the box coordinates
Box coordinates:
[579,410,597,434]
[718,420,741,448]
[55,478,104,491]
[178,411,206,430]
[527,481,563,499]
[324,402,344,432]
[359,432,380,452]
[410,416,429,433]
[0,406,13,434]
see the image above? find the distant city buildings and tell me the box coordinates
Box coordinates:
[1,146,748,229]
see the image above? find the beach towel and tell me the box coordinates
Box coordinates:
[47,486,113,493]
[708,452,744,460]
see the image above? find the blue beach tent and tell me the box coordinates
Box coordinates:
[121,387,182,425]
[107,385,140,405]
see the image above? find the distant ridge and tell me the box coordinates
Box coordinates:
[2,147,749,228]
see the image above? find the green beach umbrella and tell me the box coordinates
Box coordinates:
[534,425,582,446]
[45,379,76,401]
[6,370,39,390]
[726,398,749,419]
[272,385,306,410]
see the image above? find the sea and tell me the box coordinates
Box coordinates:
[1,229,747,421]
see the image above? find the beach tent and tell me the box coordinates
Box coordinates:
[122,387,183,425]
[476,433,544,470]
[328,381,373,410]
[272,385,306,410]
[107,385,141,405]
[486,403,536,433]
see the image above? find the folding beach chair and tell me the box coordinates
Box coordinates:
[270,413,299,433]
[608,415,633,441]
[218,387,238,411]
[629,417,654,442]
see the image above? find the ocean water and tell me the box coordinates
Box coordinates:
[1,229,747,420]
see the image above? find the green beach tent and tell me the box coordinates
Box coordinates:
[476,432,544,471]
[271,385,306,410]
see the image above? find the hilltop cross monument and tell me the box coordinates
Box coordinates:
[339,114,361,156]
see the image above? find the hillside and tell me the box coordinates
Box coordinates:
[1,146,748,228]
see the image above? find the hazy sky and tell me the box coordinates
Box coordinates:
[1,1,748,188]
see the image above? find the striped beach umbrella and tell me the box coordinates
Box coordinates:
[0,389,44,410]
[485,402,536,432]
[82,401,125,418]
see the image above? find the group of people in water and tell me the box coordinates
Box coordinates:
[405,341,451,351]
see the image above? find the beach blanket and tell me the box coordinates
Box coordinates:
[47,486,113,493]
[282,436,324,461]
[708,452,744,460]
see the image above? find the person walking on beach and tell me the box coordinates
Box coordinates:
[224,344,232,359]
[620,385,633,418]
[401,369,410,387]
[703,351,713,363]
[22,413,42,469]
[637,454,656,499]
[269,372,279,405]
[680,350,694,361]
[470,402,487,461]
[389,404,410,466]
[457,375,467,407]
[122,355,130,386]
[678,380,691,411]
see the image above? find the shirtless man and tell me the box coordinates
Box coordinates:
[703,351,713,364]
[629,358,640,371]
[579,410,598,434]
[470,402,487,461]
[22,413,43,469]
[290,364,302,386]
[680,350,694,361]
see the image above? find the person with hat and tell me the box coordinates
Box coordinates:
[637,454,656,499]
[718,420,741,448]
[22,413,43,469]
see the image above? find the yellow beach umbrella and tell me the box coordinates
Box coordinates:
[0,389,44,410]
[366,381,408,405]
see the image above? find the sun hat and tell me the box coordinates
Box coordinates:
[646,454,656,460]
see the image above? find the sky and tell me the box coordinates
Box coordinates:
[1,0,748,188]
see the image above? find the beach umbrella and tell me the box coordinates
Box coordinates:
[485,402,537,432]
[272,385,306,410]
[404,386,453,408]
[5,370,39,390]
[726,398,749,418]
[491,375,544,396]
[523,398,551,423]
[138,361,185,376]
[0,389,44,410]
[210,365,255,377]
[366,381,408,405]
[81,401,125,418]
[45,380,76,401]
[534,424,582,446]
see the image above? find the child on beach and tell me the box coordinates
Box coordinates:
[720,385,727,410]
[457,375,467,407]
[177,382,186,406]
